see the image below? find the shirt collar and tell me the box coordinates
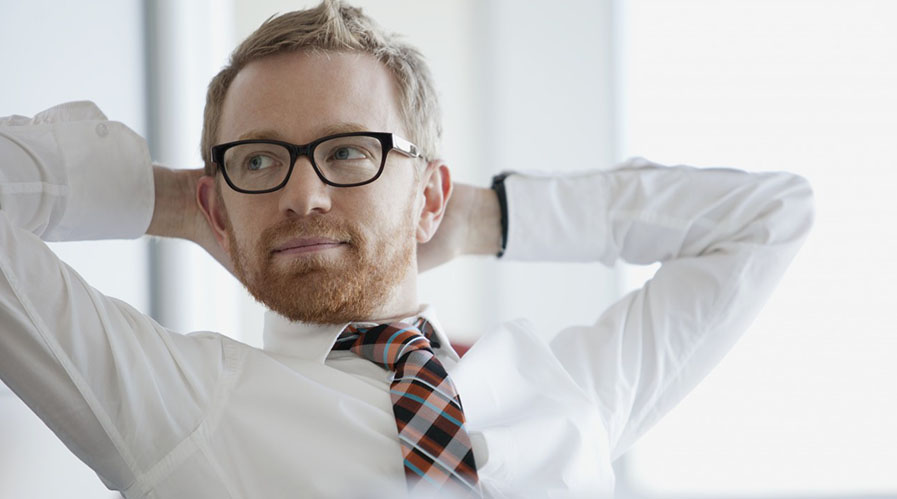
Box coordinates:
[261,304,459,364]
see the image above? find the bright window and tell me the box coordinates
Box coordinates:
[618,1,897,496]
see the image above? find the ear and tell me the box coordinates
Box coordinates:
[196,175,233,256]
[416,160,452,243]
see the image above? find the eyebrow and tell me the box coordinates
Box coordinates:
[237,129,287,141]
[236,122,370,142]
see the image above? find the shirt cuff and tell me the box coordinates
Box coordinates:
[501,170,609,262]
[50,111,154,241]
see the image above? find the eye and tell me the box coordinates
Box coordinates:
[329,146,368,161]
[246,154,276,171]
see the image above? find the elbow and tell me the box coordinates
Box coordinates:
[776,172,815,245]
[742,172,815,251]
[725,171,816,251]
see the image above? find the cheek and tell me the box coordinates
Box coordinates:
[360,169,420,225]
[361,192,416,234]
[221,200,268,251]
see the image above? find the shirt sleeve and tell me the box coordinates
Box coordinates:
[0,102,227,491]
[501,157,815,459]
[0,100,154,240]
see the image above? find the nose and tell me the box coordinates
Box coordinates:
[277,156,333,216]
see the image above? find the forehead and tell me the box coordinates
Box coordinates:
[218,50,404,143]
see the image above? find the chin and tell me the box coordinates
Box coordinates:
[247,270,391,326]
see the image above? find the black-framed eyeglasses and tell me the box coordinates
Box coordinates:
[210,131,423,194]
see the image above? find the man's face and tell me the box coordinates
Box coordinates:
[213,50,423,324]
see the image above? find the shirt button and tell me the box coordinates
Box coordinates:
[95,123,108,137]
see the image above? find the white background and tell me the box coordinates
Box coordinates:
[618,1,897,497]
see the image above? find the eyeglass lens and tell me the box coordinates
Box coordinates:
[223,135,384,191]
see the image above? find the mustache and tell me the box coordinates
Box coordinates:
[259,215,362,254]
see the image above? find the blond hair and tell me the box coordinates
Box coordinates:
[200,0,441,175]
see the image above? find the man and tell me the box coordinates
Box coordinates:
[0,1,814,497]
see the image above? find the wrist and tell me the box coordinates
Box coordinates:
[146,165,202,240]
[489,172,510,257]
[464,186,502,256]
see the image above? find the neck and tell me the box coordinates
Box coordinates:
[363,262,420,323]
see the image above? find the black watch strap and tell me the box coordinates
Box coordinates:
[490,172,511,258]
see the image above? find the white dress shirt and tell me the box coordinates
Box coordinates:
[0,102,814,498]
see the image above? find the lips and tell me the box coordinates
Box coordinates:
[271,237,347,254]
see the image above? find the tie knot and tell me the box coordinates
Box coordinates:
[334,321,433,370]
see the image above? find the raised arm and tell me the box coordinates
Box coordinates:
[435,159,814,461]
[495,159,814,459]
[0,102,226,490]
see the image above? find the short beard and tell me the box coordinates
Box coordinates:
[222,197,416,325]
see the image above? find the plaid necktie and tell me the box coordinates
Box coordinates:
[333,319,481,496]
